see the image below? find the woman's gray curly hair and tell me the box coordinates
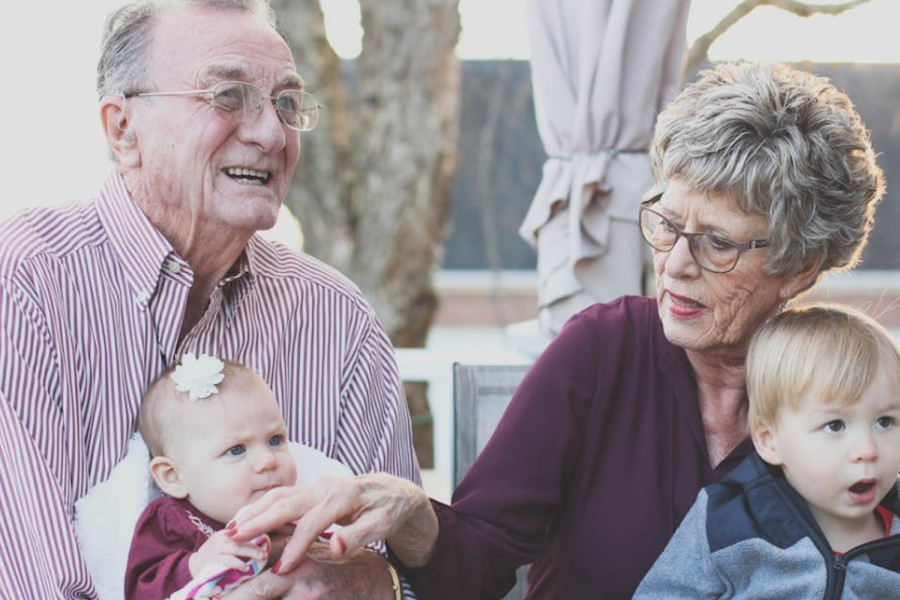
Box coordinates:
[96,0,280,99]
[651,62,885,282]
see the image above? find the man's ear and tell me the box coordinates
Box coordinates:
[149,456,188,498]
[751,422,783,467]
[99,95,141,168]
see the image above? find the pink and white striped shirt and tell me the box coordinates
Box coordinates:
[0,172,420,598]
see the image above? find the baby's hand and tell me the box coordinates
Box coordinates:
[189,530,269,577]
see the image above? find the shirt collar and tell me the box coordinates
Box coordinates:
[96,170,257,305]
[96,171,174,304]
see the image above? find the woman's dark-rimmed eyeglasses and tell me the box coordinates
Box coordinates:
[638,195,769,274]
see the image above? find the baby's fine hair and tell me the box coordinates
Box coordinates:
[747,304,900,432]
[139,359,260,456]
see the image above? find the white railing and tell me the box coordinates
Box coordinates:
[395,337,531,501]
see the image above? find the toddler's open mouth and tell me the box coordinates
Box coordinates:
[848,479,877,504]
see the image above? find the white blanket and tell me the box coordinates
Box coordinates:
[74,434,351,600]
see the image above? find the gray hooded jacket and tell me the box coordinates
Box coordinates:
[634,453,900,599]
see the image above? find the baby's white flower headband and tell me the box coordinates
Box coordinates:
[171,353,225,401]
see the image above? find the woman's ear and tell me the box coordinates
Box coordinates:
[779,256,825,301]
[99,94,141,168]
[149,456,188,499]
[751,422,783,467]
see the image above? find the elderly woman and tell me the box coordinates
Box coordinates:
[227,62,885,600]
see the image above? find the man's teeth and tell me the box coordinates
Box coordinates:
[224,167,269,183]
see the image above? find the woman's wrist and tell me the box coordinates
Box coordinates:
[386,491,439,568]
[349,472,440,569]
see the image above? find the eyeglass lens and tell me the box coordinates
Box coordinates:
[211,81,319,132]
[639,208,740,273]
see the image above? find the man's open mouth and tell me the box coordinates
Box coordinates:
[224,167,270,185]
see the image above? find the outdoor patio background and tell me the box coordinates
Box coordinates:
[445,61,900,274]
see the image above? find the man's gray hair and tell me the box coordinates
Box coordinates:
[97,0,280,99]
[651,62,885,281]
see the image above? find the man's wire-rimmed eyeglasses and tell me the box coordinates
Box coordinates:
[124,80,322,132]
[638,194,769,274]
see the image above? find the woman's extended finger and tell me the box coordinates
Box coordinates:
[326,506,395,557]
[322,474,436,564]
[229,485,311,532]
[263,480,369,572]
[229,472,437,571]
[229,477,341,541]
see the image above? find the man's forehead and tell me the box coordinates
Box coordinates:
[197,62,305,89]
[151,4,298,81]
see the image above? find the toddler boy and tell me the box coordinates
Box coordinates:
[634,304,900,598]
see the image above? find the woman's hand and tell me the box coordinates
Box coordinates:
[227,473,439,572]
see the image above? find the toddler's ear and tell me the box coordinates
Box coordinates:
[149,456,188,498]
[751,423,783,467]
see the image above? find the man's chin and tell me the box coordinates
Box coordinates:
[228,200,283,233]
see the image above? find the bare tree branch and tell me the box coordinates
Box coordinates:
[686,0,871,76]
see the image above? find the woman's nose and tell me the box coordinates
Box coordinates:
[663,235,701,278]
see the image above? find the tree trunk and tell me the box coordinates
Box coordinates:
[271,0,461,349]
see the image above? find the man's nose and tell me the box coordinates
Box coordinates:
[239,98,287,152]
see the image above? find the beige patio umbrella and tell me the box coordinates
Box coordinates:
[519,0,692,337]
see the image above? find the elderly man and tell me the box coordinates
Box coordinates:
[0,1,418,598]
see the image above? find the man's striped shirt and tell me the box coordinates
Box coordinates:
[0,172,420,598]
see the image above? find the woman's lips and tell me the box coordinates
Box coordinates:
[666,291,706,317]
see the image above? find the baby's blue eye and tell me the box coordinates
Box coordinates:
[268,434,285,448]
[227,444,246,456]
[824,420,845,433]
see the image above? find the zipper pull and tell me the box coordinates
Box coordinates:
[832,552,846,571]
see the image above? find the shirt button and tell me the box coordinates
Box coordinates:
[136,291,151,305]
[167,260,182,275]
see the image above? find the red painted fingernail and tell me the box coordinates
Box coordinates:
[272,560,282,574]
[225,521,237,532]
[335,537,346,555]
[225,527,237,538]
